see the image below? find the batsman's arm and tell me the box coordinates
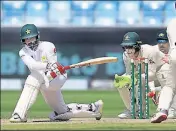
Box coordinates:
[19,49,47,71]
[44,42,67,80]
[45,42,57,63]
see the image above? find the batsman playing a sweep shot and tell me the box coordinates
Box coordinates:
[151,18,176,123]
[9,24,103,123]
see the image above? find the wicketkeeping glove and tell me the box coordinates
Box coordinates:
[113,74,137,89]
[113,74,130,89]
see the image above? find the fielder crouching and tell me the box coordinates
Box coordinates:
[9,24,103,123]
[151,18,176,123]
[148,29,176,120]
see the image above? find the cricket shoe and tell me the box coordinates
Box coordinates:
[151,110,168,123]
[49,109,71,121]
[168,108,176,119]
[94,100,104,120]
[9,113,27,123]
[49,111,59,121]
[118,109,142,119]
[118,109,131,119]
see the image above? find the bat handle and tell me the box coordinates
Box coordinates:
[63,66,71,70]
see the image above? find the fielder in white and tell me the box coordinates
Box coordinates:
[148,30,176,119]
[151,18,176,123]
[113,32,164,119]
[9,24,103,123]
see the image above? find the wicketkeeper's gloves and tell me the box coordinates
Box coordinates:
[113,74,137,89]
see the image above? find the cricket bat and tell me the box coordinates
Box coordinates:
[63,57,118,70]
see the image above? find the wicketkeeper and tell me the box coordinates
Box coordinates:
[113,32,165,119]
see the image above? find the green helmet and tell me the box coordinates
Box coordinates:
[20,24,40,51]
[156,30,168,42]
[121,32,142,51]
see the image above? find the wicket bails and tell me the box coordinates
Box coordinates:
[130,58,149,119]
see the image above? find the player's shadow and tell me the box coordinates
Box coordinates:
[32,119,70,123]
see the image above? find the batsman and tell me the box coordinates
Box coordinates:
[10,24,103,123]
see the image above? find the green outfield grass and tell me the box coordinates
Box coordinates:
[1,90,157,118]
[2,122,176,130]
[1,90,175,130]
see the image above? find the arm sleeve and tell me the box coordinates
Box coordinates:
[123,52,131,75]
[142,71,156,82]
[45,42,57,63]
[146,63,156,82]
[19,49,47,71]
[141,47,159,82]
[146,47,158,82]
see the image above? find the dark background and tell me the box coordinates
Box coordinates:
[1,27,165,79]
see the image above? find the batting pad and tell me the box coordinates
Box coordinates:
[12,75,40,120]
[50,110,100,121]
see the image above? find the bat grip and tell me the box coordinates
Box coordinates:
[63,66,71,70]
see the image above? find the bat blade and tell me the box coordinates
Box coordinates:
[64,57,118,70]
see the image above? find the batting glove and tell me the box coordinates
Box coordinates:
[45,62,66,81]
